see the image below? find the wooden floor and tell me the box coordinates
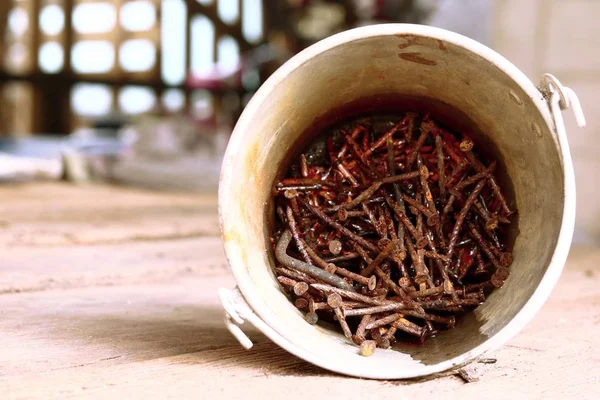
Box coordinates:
[1,183,598,399]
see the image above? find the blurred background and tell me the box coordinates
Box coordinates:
[0,0,596,243]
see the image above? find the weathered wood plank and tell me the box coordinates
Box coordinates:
[0,276,237,379]
[0,259,598,399]
[0,183,219,246]
[0,237,227,294]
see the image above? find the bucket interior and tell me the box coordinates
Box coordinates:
[221,27,565,377]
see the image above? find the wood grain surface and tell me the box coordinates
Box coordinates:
[0,183,598,399]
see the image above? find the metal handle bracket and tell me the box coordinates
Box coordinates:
[540,73,586,129]
[219,287,255,349]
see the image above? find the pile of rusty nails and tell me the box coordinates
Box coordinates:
[271,112,514,356]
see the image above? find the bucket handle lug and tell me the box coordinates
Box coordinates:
[219,286,302,352]
[219,287,255,349]
[539,73,586,129]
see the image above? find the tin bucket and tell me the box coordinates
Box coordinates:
[218,24,585,379]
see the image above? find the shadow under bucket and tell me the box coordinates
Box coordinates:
[218,24,583,379]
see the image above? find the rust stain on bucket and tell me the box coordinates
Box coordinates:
[396,35,418,49]
[398,52,437,66]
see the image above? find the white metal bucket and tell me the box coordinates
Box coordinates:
[218,24,585,379]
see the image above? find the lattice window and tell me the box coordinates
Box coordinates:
[0,0,265,135]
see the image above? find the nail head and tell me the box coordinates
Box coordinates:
[359,340,377,357]
[327,293,344,309]
[329,239,343,255]
[294,298,309,309]
[499,252,513,267]
[305,312,319,325]
[459,139,474,152]
[378,238,392,250]
[284,189,299,199]
[367,275,377,291]
[325,263,337,274]
[293,281,309,296]
[494,266,510,281]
